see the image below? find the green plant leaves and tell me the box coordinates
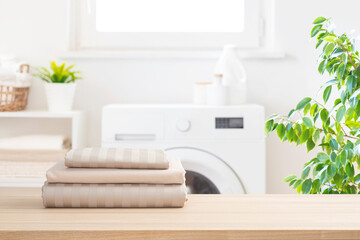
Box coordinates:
[277,124,286,140]
[323,86,332,104]
[35,61,81,83]
[324,43,335,57]
[301,167,311,179]
[313,17,326,24]
[336,106,346,122]
[265,119,274,135]
[307,138,315,152]
[311,24,322,37]
[302,179,312,194]
[302,117,313,128]
[296,97,312,110]
[329,139,339,150]
[266,17,360,195]
[283,175,297,182]
[345,163,355,178]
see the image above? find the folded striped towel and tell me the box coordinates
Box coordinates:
[47,158,185,184]
[65,148,169,169]
[42,182,187,208]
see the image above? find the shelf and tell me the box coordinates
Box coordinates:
[0,110,87,149]
[0,110,84,119]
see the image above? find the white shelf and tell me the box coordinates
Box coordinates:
[0,110,87,148]
[0,110,84,119]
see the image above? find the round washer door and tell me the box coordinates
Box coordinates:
[165,147,246,194]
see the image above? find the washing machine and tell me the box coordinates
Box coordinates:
[101,104,265,194]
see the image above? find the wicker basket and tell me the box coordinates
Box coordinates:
[0,64,30,112]
[0,86,30,112]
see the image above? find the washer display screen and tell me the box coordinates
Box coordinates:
[215,118,244,129]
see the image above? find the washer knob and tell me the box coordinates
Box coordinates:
[176,119,191,132]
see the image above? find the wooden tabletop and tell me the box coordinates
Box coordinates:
[1,188,360,240]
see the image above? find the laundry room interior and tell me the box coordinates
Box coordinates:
[0,0,316,194]
[2,0,360,238]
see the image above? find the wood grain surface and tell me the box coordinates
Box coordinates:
[1,188,360,239]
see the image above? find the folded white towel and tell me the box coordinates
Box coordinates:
[0,135,70,150]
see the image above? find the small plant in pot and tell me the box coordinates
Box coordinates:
[36,61,81,112]
[266,17,360,194]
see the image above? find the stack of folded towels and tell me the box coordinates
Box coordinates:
[42,148,187,208]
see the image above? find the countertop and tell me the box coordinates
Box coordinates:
[1,188,360,239]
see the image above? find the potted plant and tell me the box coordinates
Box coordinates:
[36,61,81,112]
[266,17,360,194]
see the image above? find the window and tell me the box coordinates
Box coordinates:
[69,0,261,50]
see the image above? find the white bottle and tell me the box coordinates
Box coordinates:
[213,45,247,105]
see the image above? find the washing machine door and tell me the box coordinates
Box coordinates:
[165,147,246,194]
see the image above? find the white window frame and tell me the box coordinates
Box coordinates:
[68,0,263,51]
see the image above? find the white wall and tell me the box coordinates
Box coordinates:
[1,0,360,193]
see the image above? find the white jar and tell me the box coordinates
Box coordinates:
[193,82,210,104]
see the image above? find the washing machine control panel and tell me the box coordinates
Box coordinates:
[215,118,243,129]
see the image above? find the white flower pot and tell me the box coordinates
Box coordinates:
[44,83,76,112]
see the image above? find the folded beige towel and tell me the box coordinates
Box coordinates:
[42,182,187,208]
[65,148,169,169]
[46,158,185,184]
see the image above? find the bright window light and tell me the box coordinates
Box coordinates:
[96,0,245,33]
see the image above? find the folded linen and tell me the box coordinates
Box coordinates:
[46,158,185,184]
[42,182,187,208]
[65,148,168,169]
[0,135,70,150]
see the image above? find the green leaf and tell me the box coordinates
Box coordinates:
[287,128,295,142]
[265,119,274,134]
[334,173,343,188]
[336,131,344,143]
[337,150,347,167]
[318,60,327,74]
[355,174,360,183]
[300,129,310,143]
[301,179,312,194]
[327,163,336,178]
[283,175,296,182]
[312,179,321,193]
[287,109,295,119]
[277,124,286,140]
[310,104,319,117]
[313,17,326,24]
[336,106,346,122]
[301,166,311,179]
[306,138,315,152]
[303,103,311,116]
[324,43,335,57]
[296,97,312,110]
[349,88,360,101]
[294,123,302,137]
[320,109,329,124]
[329,139,339,150]
[293,179,303,189]
[345,121,360,128]
[345,162,355,178]
[323,36,336,42]
[313,129,321,143]
[283,175,297,183]
[317,152,329,162]
[323,86,332,104]
[337,62,346,79]
[320,169,328,185]
[311,24,322,37]
[302,117,313,128]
